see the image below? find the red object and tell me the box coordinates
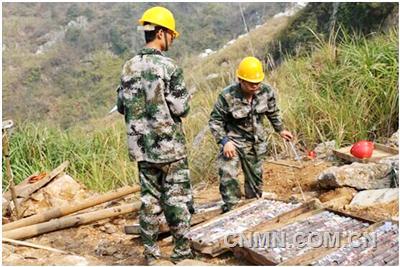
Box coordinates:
[350,140,374,159]
[307,150,317,159]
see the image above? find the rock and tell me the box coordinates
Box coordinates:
[113,253,125,259]
[95,241,117,256]
[378,156,399,187]
[21,174,89,216]
[387,130,399,148]
[176,259,214,265]
[105,223,117,234]
[148,259,174,266]
[349,188,399,207]
[317,162,392,190]
[54,255,89,266]
[314,140,336,160]
[262,191,278,199]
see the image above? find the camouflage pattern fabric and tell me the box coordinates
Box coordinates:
[117,47,193,261]
[139,158,193,262]
[209,83,285,211]
[117,47,190,163]
[218,145,264,212]
[209,82,284,156]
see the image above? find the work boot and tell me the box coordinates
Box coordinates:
[222,202,239,213]
[170,249,194,264]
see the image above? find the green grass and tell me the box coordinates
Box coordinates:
[3,28,398,192]
[2,117,138,192]
[270,28,399,148]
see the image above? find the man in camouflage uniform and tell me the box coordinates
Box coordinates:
[209,57,293,212]
[116,6,193,264]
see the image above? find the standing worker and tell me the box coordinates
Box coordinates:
[116,6,193,264]
[209,56,293,212]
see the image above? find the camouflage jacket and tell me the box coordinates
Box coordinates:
[209,83,284,156]
[117,47,190,163]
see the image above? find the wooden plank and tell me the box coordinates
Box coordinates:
[333,143,398,163]
[3,172,40,201]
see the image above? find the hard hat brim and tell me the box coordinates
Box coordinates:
[138,19,180,38]
[236,70,265,83]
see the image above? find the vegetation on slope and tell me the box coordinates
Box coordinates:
[2,3,398,192]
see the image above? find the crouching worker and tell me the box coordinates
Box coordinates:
[208,56,293,212]
[116,6,194,265]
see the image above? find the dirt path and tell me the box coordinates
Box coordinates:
[2,158,398,265]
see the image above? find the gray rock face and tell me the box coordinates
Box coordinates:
[349,188,399,207]
[379,156,399,187]
[317,162,393,190]
[314,140,336,160]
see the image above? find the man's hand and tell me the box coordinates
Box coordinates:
[279,130,293,141]
[223,141,237,159]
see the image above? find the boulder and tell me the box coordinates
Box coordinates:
[378,156,399,187]
[314,140,336,160]
[387,130,399,148]
[20,174,89,217]
[349,188,399,207]
[317,162,392,190]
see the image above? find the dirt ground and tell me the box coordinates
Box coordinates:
[2,158,399,266]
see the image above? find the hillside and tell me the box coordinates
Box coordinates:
[2,2,292,128]
[2,2,398,192]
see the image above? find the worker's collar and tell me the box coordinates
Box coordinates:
[235,82,262,104]
[138,47,165,56]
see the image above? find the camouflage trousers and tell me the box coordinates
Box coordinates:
[138,158,194,262]
[218,146,264,212]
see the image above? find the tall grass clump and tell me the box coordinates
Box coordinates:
[2,118,138,192]
[270,28,398,148]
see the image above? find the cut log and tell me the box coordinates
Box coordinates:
[2,237,69,254]
[317,162,393,190]
[3,202,140,240]
[3,185,140,232]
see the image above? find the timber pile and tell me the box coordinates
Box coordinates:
[2,162,141,241]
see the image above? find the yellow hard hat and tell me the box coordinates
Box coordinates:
[138,6,179,38]
[236,56,265,83]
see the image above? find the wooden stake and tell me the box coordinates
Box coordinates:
[2,237,69,254]
[2,131,21,219]
[3,185,140,231]
[3,202,141,240]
